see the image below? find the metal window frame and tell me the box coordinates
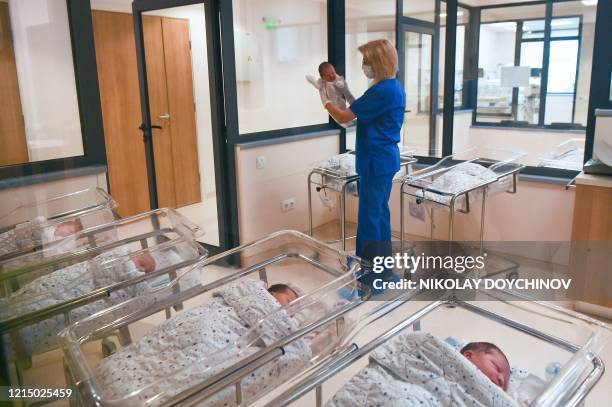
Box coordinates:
[0,0,107,181]
[472,1,587,131]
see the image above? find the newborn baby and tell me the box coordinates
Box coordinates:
[267,283,298,306]
[461,341,511,391]
[306,62,355,127]
[53,219,83,238]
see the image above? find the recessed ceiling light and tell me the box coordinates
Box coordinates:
[582,0,597,6]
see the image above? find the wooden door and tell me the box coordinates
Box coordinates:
[160,18,201,207]
[92,11,200,214]
[0,2,29,166]
[143,15,177,208]
[92,11,150,217]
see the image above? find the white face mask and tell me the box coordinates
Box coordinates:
[362,64,375,79]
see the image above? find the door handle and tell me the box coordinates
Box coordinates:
[158,113,170,120]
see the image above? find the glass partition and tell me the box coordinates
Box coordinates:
[233,0,328,134]
[0,0,84,166]
[345,0,395,98]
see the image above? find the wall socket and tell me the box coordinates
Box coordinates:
[281,198,296,212]
[256,156,266,169]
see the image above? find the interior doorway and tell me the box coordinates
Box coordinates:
[92,0,228,252]
[134,0,227,251]
[398,23,439,157]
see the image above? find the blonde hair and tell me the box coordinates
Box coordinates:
[358,39,399,82]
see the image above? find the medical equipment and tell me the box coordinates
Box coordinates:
[60,230,366,406]
[309,150,417,250]
[0,238,207,390]
[399,147,524,267]
[257,287,610,407]
[538,139,585,171]
[0,208,202,297]
[0,188,117,261]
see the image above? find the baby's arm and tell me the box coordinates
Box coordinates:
[305,75,323,90]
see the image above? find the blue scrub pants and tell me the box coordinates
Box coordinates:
[356,172,395,288]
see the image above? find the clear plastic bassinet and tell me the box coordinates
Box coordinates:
[310,149,417,195]
[538,139,585,171]
[254,288,611,407]
[59,230,365,406]
[402,147,525,212]
[0,208,203,296]
[0,188,117,261]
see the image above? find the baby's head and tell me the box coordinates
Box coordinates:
[132,253,157,273]
[318,61,337,83]
[268,284,298,306]
[54,219,83,238]
[461,342,510,391]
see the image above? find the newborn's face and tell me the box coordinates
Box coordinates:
[321,65,337,83]
[271,289,298,306]
[133,253,156,273]
[463,349,510,390]
[54,220,83,237]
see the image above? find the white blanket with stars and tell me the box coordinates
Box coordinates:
[95,279,312,406]
[327,332,518,407]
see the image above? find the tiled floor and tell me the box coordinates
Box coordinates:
[177,195,220,247]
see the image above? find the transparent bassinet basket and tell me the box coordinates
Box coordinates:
[0,208,203,294]
[59,230,364,406]
[0,237,207,362]
[0,188,117,261]
[253,289,611,407]
[310,148,417,195]
[403,147,525,212]
[538,139,585,171]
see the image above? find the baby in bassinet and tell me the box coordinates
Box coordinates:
[461,341,511,391]
[94,279,352,406]
[1,247,182,358]
[327,332,518,407]
[0,216,84,257]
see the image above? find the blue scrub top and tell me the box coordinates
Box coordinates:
[350,78,406,176]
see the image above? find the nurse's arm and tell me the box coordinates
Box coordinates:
[325,102,356,124]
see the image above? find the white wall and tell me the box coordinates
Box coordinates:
[233,0,328,134]
[478,25,516,75]
[235,134,341,243]
[8,0,84,162]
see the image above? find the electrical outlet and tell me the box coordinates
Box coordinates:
[256,156,266,169]
[281,198,295,212]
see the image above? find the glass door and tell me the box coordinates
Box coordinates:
[399,24,438,157]
[133,0,228,253]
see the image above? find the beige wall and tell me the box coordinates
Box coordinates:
[235,133,341,243]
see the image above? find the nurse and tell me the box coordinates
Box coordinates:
[321,39,405,287]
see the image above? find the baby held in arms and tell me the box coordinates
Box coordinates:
[461,342,511,391]
[306,62,356,127]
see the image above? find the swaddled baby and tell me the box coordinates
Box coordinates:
[1,247,183,358]
[461,341,511,391]
[306,62,356,127]
[0,216,84,258]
